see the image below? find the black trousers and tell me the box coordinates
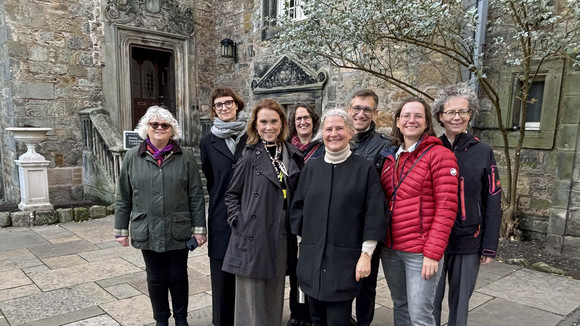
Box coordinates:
[142,249,189,323]
[209,257,236,326]
[309,297,353,326]
[355,248,380,326]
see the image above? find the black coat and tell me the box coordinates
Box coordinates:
[352,121,392,171]
[200,132,247,259]
[222,141,304,279]
[290,154,387,302]
[440,133,502,256]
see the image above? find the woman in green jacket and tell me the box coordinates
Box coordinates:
[114,106,206,326]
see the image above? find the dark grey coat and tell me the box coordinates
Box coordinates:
[200,132,247,259]
[222,141,304,279]
[290,154,387,302]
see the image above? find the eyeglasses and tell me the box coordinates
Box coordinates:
[295,116,311,122]
[149,122,171,130]
[213,100,235,110]
[350,106,375,116]
[442,110,471,118]
[399,113,425,122]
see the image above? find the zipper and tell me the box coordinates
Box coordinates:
[460,176,466,221]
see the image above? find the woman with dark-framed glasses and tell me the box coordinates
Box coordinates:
[222,98,304,325]
[431,84,501,326]
[115,105,206,326]
[200,87,248,326]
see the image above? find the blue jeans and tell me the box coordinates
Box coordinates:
[382,248,443,326]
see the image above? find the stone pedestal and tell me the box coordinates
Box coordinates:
[6,127,54,211]
[15,160,53,211]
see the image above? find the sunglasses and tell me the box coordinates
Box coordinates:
[149,122,171,130]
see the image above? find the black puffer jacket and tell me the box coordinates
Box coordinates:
[352,121,392,171]
[440,132,502,257]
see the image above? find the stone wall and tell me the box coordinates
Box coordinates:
[1,0,104,204]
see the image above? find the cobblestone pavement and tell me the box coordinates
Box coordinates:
[0,216,579,326]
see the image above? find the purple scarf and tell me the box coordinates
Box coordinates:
[146,138,174,166]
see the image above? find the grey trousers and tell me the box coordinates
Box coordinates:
[234,232,288,326]
[433,253,481,326]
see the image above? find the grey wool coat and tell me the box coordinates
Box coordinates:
[114,141,206,252]
[290,154,387,302]
[222,141,304,279]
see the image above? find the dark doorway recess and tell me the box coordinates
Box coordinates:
[130,46,175,128]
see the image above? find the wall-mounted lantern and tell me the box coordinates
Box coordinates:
[220,38,237,62]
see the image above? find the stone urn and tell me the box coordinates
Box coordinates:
[6,127,53,211]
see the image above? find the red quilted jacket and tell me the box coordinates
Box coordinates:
[380,135,459,261]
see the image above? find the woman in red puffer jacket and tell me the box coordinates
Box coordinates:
[379,97,458,326]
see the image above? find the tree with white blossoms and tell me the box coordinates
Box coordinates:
[273,0,580,238]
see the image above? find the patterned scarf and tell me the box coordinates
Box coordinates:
[290,133,311,152]
[146,138,174,166]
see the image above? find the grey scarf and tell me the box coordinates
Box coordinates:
[211,111,249,154]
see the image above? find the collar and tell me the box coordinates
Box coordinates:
[324,145,352,164]
[137,139,182,156]
[395,141,419,159]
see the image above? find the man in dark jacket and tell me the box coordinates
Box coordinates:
[347,89,392,326]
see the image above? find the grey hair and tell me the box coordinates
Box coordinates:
[135,106,182,140]
[314,108,358,144]
[432,83,480,127]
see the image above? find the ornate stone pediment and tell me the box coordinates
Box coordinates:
[105,0,194,36]
[252,56,327,94]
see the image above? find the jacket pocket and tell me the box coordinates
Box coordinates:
[329,247,361,294]
[129,212,149,242]
[172,212,193,241]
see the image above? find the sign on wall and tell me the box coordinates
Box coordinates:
[123,131,143,150]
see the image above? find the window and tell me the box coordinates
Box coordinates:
[512,77,545,131]
[278,0,306,20]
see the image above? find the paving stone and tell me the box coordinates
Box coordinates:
[28,257,142,291]
[73,207,89,222]
[95,271,147,288]
[104,283,142,300]
[42,254,87,269]
[0,283,114,325]
[187,253,211,276]
[63,216,116,244]
[0,229,49,252]
[28,239,98,259]
[57,208,74,223]
[0,284,41,302]
[184,305,213,326]
[0,269,33,291]
[22,306,107,326]
[0,248,43,272]
[79,245,141,262]
[100,294,153,326]
[31,224,76,241]
[34,210,58,225]
[478,268,580,316]
[467,297,563,326]
[0,212,11,227]
[371,306,395,326]
[63,314,120,326]
[89,205,107,219]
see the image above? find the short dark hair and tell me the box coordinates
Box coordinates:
[247,99,288,145]
[210,87,245,119]
[391,97,435,146]
[287,103,320,140]
[351,89,379,109]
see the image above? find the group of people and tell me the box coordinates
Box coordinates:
[114,83,501,326]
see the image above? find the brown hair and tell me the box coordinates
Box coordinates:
[287,103,320,140]
[390,97,435,146]
[351,89,379,109]
[210,87,245,119]
[247,98,288,145]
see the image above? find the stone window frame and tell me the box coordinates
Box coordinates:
[262,0,306,40]
[114,25,190,133]
[492,59,565,149]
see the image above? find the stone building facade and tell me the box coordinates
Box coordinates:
[0,0,578,255]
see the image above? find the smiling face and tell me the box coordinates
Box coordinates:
[213,96,238,123]
[440,97,471,137]
[396,101,427,147]
[348,96,377,133]
[323,116,354,152]
[147,118,173,147]
[257,108,282,143]
[294,107,313,141]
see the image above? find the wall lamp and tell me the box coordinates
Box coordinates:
[220,38,237,62]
